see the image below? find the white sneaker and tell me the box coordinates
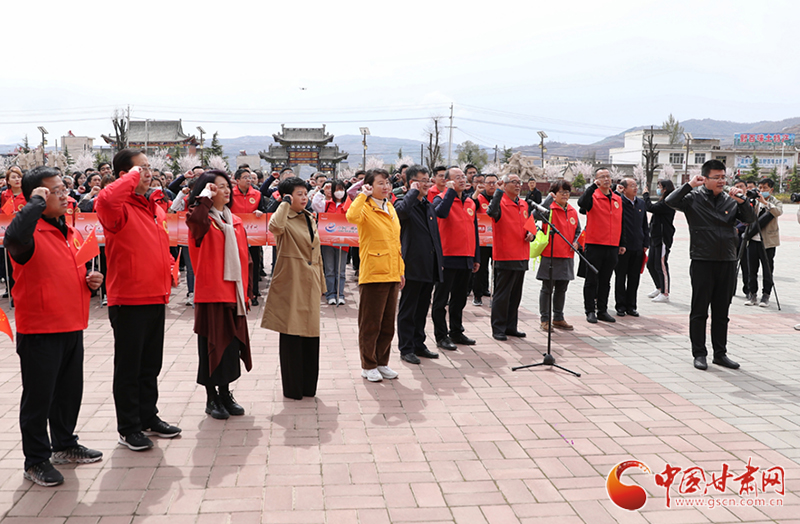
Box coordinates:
[361,368,382,382]
[377,365,398,379]
[759,295,770,308]
[651,293,670,303]
[327,297,336,305]
[794,324,800,331]
[185,293,194,306]
[744,293,757,306]
[647,289,660,299]
[337,296,345,305]
[101,297,107,306]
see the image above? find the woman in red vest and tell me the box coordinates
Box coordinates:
[2,166,26,298]
[186,171,253,419]
[535,180,581,332]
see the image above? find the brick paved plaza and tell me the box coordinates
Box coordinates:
[1,201,800,523]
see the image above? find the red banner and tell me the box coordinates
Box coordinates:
[237,213,268,246]
[73,213,106,245]
[477,214,493,247]
[317,212,359,247]
[0,215,12,243]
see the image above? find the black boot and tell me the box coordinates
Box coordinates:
[205,388,229,419]
[219,386,245,416]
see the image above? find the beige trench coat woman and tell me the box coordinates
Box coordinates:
[262,198,326,399]
[262,203,325,336]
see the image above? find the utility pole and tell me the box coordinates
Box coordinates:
[420,144,424,165]
[126,105,131,148]
[144,119,149,155]
[537,131,548,168]
[446,103,455,166]
[684,132,693,182]
[360,127,370,170]
[494,145,498,164]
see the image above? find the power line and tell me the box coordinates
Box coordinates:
[458,103,627,132]
[458,117,612,139]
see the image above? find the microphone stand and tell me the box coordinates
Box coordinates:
[512,203,598,377]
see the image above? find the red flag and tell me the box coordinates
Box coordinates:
[74,227,100,267]
[0,306,13,342]
[524,213,537,235]
[1,197,14,215]
[171,251,180,286]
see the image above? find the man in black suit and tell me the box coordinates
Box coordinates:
[614,178,649,317]
[393,166,444,364]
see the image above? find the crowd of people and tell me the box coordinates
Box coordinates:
[0,152,787,487]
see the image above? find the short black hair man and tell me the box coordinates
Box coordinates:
[666,159,755,370]
[4,166,105,486]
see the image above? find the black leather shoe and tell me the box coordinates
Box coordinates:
[205,398,230,419]
[414,348,439,359]
[436,337,457,351]
[220,391,245,416]
[626,309,639,317]
[505,330,526,338]
[693,356,708,370]
[615,308,626,317]
[586,312,597,324]
[712,355,740,369]
[250,297,259,307]
[492,333,508,341]
[450,333,476,345]
[597,311,616,323]
[401,353,421,364]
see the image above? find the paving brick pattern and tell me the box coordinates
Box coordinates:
[1,201,799,523]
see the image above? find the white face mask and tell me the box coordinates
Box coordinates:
[334,190,345,200]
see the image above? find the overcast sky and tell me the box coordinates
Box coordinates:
[1,0,798,149]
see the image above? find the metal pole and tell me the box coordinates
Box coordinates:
[126,105,130,148]
[145,119,149,155]
[685,138,690,181]
[420,144,423,165]
[447,103,454,165]
[362,132,367,170]
[781,142,785,191]
[540,138,545,168]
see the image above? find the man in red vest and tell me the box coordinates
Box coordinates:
[4,166,104,486]
[577,168,626,323]
[431,167,480,350]
[487,174,534,340]
[231,168,266,306]
[427,165,447,203]
[471,173,497,305]
[96,149,181,452]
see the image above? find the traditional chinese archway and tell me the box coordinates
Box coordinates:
[259,125,348,175]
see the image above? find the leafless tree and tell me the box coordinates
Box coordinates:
[424,116,444,170]
[642,126,659,191]
[111,110,128,152]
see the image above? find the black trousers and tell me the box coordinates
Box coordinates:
[397,279,435,355]
[539,279,569,322]
[472,246,492,298]
[615,249,644,311]
[109,304,165,435]
[583,244,618,314]
[432,268,471,341]
[279,334,319,400]
[689,260,735,358]
[646,241,671,294]
[17,331,83,470]
[249,246,261,294]
[745,241,776,297]
[491,268,525,335]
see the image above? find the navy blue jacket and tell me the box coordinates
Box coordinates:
[621,195,650,251]
[394,188,444,283]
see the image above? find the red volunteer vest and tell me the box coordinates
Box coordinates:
[1,190,26,214]
[231,186,261,213]
[11,219,89,334]
[492,193,530,261]
[475,193,491,214]
[439,196,477,257]
[188,214,250,304]
[324,200,347,214]
[585,190,622,246]
[427,186,444,203]
[542,202,579,259]
[104,197,171,306]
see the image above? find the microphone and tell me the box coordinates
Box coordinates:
[529,201,550,215]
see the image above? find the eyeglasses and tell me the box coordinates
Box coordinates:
[506,180,522,185]
[51,188,68,197]
[556,190,571,195]
[412,178,431,184]
[706,176,725,181]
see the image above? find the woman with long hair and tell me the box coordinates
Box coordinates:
[1,167,25,213]
[314,180,350,305]
[185,170,253,419]
[643,179,676,302]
